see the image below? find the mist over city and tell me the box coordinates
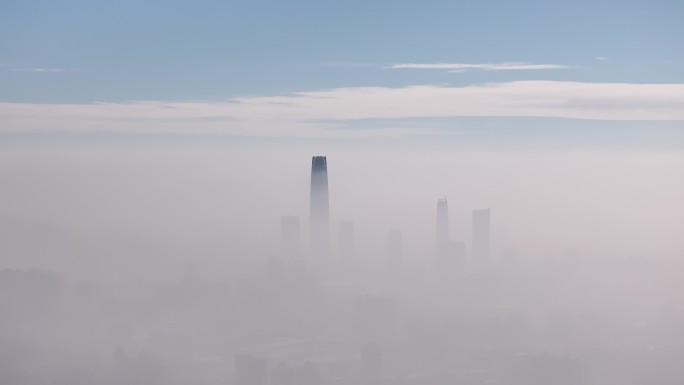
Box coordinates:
[2,1,684,384]
[1,144,683,385]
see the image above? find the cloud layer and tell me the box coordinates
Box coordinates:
[389,62,570,71]
[1,81,683,137]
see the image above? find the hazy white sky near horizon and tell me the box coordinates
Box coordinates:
[1,144,682,264]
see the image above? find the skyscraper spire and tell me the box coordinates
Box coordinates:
[309,156,329,255]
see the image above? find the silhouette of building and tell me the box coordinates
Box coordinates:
[472,208,491,264]
[235,355,268,385]
[281,215,300,258]
[387,229,402,265]
[339,220,354,258]
[436,198,450,259]
[309,156,330,256]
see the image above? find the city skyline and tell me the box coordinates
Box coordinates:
[1,1,683,384]
[293,157,493,268]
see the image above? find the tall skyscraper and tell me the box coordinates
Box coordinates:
[387,229,402,265]
[435,198,450,259]
[339,220,354,258]
[472,208,491,264]
[309,156,330,255]
[281,215,300,258]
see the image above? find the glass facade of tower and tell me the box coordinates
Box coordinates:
[309,156,329,255]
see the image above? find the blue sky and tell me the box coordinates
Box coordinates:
[1,0,683,144]
[1,1,684,256]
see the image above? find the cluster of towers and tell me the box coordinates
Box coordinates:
[435,198,491,267]
[281,156,356,260]
[280,156,491,265]
[280,156,341,259]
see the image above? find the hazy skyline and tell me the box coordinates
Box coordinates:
[1,148,682,277]
[2,2,684,384]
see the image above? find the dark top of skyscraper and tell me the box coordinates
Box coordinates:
[312,156,327,167]
[310,155,330,255]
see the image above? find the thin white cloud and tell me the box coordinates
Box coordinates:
[12,68,76,73]
[1,81,683,137]
[389,62,570,71]
[594,56,609,61]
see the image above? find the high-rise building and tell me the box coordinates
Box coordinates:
[281,215,300,258]
[472,208,491,264]
[435,198,450,259]
[339,220,354,258]
[309,156,330,255]
[387,229,402,265]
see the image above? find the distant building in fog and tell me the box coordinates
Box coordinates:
[436,198,450,259]
[235,355,268,385]
[310,156,330,256]
[339,220,354,258]
[472,208,491,264]
[387,229,402,265]
[281,215,300,258]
